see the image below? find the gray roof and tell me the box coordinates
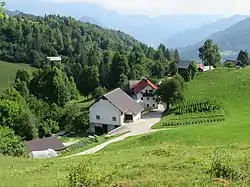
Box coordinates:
[26,136,66,152]
[103,88,143,115]
[178,60,192,69]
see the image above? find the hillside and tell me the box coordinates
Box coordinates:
[166,14,247,48]
[2,68,250,186]
[180,18,250,60]
[0,61,32,92]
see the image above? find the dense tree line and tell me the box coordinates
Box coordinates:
[0,12,180,95]
[0,5,183,156]
[0,67,89,156]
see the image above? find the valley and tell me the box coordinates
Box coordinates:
[1,1,250,187]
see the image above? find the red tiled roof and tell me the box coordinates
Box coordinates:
[131,79,158,94]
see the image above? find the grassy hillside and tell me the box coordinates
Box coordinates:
[0,61,32,92]
[2,68,250,186]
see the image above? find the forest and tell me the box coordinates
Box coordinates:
[0,11,183,156]
[0,13,181,93]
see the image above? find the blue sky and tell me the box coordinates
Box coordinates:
[41,0,250,16]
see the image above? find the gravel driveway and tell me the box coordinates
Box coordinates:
[64,105,164,158]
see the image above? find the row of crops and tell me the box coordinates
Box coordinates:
[157,99,227,127]
[174,99,222,115]
[161,113,226,127]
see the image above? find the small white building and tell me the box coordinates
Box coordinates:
[129,78,159,110]
[89,88,143,134]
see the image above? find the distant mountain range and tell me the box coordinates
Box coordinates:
[5,0,223,47]
[166,15,248,48]
[180,17,250,60]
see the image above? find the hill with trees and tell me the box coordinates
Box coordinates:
[180,17,250,60]
[0,11,180,93]
[0,5,183,157]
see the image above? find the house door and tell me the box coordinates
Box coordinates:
[95,125,108,135]
[125,114,133,122]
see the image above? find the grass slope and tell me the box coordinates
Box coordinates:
[0,61,32,92]
[2,68,250,186]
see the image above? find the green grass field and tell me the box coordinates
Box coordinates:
[1,68,250,186]
[0,61,33,92]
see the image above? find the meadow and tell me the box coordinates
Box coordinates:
[1,68,250,186]
[0,61,33,92]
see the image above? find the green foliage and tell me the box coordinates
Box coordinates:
[156,99,226,128]
[188,61,198,80]
[0,91,38,140]
[237,50,249,66]
[155,74,185,110]
[0,62,32,92]
[199,40,221,67]
[175,99,222,115]
[110,52,130,88]
[68,158,117,187]
[61,104,89,133]
[209,151,245,181]
[78,65,100,97]
[26,95,62,138]
[29,67,74,107]
[224,61,236,68]
[0,13,176,95]
[0,126,27,157]
[92,86,107,100]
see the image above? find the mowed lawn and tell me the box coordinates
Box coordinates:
[2,68,250,186]
[0,61,33,92]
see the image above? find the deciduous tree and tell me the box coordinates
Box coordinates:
[199,40,221,68]
[155,74,185,111]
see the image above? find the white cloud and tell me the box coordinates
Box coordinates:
[46,0,250,16]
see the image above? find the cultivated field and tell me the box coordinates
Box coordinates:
[1,68,250,186]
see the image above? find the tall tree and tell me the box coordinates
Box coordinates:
[237,50,249,66]
[110,52,129,88]
[199,40,221,68]
[29,67,73,106]
[78,65,100,97]
[155,74,185,111]
[165,48,172,61]
[174,49,180,62]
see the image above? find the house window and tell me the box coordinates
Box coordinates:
[147,98,149,100]
[153,104,155,107]
[147,104,149,107]
[153,97,155,100]
[145,90,148,93]
[96,115,100,120]
[149,90,153,93]
[141,97,143,100]
[112,117,117,122]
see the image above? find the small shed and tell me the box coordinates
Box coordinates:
[26,136,66,153]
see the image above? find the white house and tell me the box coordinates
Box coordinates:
[89,88,143,134]
[129,78,159,110]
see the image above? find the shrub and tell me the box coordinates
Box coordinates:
[68,158,117,187]
[0,126,27,157]
[224,61,236,68]
[209,151,245,181]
